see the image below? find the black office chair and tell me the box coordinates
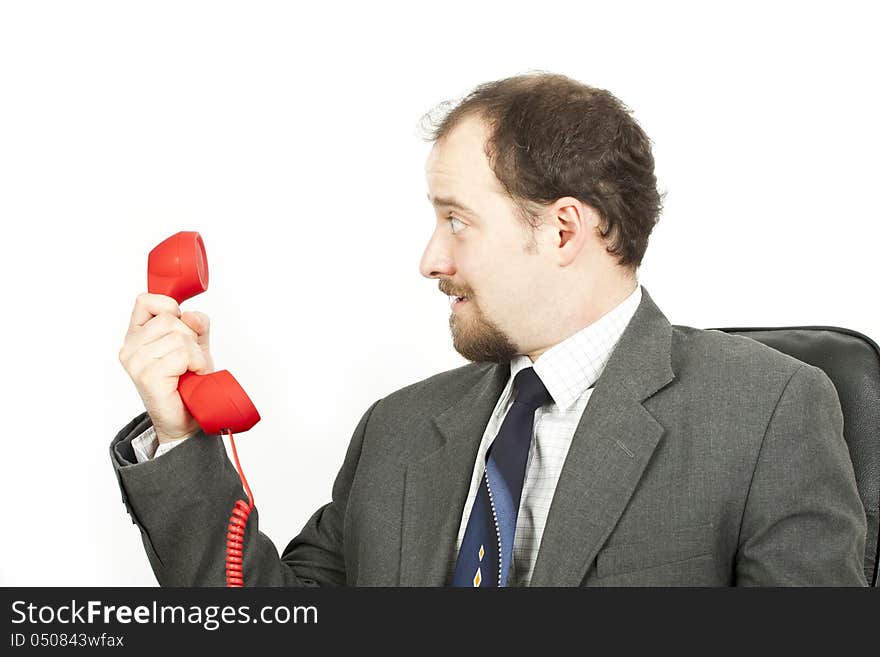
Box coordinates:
[706,324,880,586]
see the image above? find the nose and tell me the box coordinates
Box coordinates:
[419,227,456,279]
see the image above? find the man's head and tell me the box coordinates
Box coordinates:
[419,72,663,363]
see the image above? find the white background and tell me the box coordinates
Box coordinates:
[0,1,876,585]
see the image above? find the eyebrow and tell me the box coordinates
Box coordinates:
[426,192,479,217]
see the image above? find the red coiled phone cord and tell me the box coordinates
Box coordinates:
[224,428,255,587]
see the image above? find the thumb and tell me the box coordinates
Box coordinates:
[181,311,210,344]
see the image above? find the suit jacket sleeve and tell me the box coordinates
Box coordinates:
[735,364,868,586]
[109,399,382,586]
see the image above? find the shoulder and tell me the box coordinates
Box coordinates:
[666,324,841,408]
[371,361,498,417]
[670,323,810,380]
[663,325,843,456]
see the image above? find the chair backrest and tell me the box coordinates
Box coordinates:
[706,325,879,586]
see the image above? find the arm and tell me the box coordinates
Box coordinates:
[109,399,381,586]
[735,364,868,586]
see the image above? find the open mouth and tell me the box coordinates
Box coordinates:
[449,295,469,309]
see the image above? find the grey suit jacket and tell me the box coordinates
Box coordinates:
[110,285,868,586]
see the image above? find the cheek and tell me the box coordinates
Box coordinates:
[472,268,522,318]
[468,232,511,273]
[495,265,546,319]
[466,234,534,300]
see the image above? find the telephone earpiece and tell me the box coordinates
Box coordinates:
[147,231,261,435]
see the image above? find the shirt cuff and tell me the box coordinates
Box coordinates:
[131,425,196,462]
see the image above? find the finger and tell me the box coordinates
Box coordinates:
[126,332,186,379]
[142,346,190,380]
[137,313,199,347]
[157,340,209,376]
[145,331,190,362]
[180,311,211,348]
[130,292,181,329]
[188,340,210,374]
[133,336,207,379]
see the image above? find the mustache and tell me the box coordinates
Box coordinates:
[438,281,471,297]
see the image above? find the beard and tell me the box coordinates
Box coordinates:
[449,297,518,363]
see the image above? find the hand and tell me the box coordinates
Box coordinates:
[118,292,214,444]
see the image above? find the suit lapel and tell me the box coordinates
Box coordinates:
[399,285,674,587]
[399,363,508,585]
[528,285,674,586]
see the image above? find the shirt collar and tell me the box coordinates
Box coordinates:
[509,283,643,412]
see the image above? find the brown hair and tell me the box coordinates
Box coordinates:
[419,72,664,271]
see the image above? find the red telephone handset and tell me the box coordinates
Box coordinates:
[147,231,260,435]
[147,230,259,587]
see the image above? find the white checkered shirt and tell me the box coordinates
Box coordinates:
[131,426,195,462]
[448,282,642,586]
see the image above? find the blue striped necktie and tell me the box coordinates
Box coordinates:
[452,366,552,587]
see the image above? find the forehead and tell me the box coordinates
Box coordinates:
[425,114,506,201]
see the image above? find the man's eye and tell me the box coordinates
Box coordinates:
[448,215,465,234]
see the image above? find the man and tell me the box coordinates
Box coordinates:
[112,72,868,586]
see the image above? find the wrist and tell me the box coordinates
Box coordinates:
[156,426,198,445]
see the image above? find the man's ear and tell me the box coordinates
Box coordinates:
[552,197,594,266]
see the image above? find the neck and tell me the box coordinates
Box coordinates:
[526,274,639,363]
